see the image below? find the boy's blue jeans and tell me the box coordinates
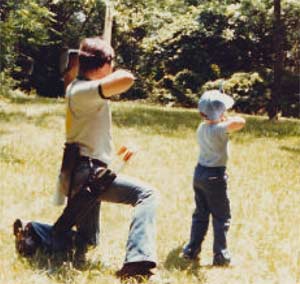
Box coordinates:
[184,164,231,259]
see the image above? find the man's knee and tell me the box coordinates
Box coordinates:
[137,185,159,207]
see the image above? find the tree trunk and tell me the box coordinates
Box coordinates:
[268,0,283,120]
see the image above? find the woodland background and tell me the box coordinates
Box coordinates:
[1,0,299,118]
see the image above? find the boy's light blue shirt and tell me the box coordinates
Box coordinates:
[197,122,229,167]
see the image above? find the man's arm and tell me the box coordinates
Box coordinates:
[62,51,79,92]
[223,116,246,133]
[68,69,135,109]
[100,69,135,98]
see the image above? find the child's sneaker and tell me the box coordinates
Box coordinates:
[213,252,231,266]
[181,245,200,261]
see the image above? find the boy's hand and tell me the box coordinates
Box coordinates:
[224,116,246,132]
[221,115,228,122]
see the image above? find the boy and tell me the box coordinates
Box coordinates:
[183,90,245,266]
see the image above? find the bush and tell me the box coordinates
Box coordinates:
[174,69,202,93]
[122,86,149,100]
[0,72,17,99]
[152,88,174,105]
[202,72,269,114]
[157,71,199,107]
[202,71,300,118]
[120,76,150,100]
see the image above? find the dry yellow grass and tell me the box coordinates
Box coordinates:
[0,95,299,284]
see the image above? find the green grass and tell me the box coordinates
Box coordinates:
[0,96,299,284]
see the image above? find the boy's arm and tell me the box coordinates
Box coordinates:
[100,69,135,98]
[223,116,246,133]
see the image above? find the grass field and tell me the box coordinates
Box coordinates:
[0,94,299,284]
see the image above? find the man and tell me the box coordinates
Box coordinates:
[14,37,158,279]
[63,36,158,277]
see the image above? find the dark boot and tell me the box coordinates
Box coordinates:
[13,219,41,257]
[116,261,156,280]
[73,234,88,269]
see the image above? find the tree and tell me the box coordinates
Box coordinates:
[268,0,283,120]
[0,0,54,72]
[1,0,299,117]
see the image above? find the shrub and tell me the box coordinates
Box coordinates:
[120,76,150,100]
[174,69,202,93]
[202,71,300,118]
[202,72,269,114]
[0,72,17,99]
[157,71,199,107]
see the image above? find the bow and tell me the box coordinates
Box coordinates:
[103,0,114,45]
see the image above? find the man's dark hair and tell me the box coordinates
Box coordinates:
[79,37,114,74]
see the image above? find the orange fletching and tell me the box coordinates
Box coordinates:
[117,146,127,155]
[123,151,133,162]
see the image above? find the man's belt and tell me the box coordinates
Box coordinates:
[53,166,116,235]
[79,156,107,168]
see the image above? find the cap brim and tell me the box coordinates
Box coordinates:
[198,91,234,120]
[221,94,234,110]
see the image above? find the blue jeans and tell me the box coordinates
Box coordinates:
[101,175,157,264]
[184,164,231,259]
[71,160,158,265]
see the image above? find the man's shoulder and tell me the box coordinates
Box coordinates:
[66,79,79,95]
[67,79,98,96]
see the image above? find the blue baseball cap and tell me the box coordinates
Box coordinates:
[198,90,234,120]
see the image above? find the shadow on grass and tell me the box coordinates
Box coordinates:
[1,99,299,139]
[0,110,28,123]
[241,117,300,139]
[112,104,300,139]
[4,95,64,105]
[0,129,10,135]
[32,111,65,128]
[22,249,107,282]
[0,109,64,128]
[112,106,199,137]
[0,147,25,164]
[164,246,207,283]
[280,146,300,154]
